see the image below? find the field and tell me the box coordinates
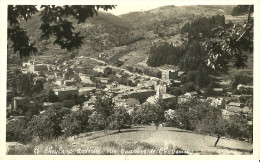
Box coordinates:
[7,126,252,155]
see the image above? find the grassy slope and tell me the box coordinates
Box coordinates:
[7,126,252,155]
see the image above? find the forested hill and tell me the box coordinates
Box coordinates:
[147,14,226,69]
[180,14,225,38]
[14,11,133,57]
[120,5,234,31]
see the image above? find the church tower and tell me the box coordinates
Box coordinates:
[154,86,162,104]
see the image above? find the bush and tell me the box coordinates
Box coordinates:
[226,113,253,142]
[6,118,32,144]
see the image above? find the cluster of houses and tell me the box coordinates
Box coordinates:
[7,57,253,126]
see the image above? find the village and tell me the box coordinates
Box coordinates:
[6,53,253,126]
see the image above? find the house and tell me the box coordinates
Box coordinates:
[213,88,224,92]
[97,77,110,84]
[237,84,253,91]
[121,89,155,104]
[98,53,108,58]
[79,74,92,84]
[184,92,198,98]
[13,97,27,112]
[53,87,78,99]
[54,72,63,79]
[207,97,225,109]
[93,66,107,73]
[64,80,76,86]
[178,94,191,103]
[29,64,48,73]
[55,79,64,85]
[178,71,185,77]
[226,102,243,110]
[111,81,120,89]
[161,94,177,104]
[158,65,179,81]
[79,87,96,95]
[22,62,31,67]
[147,86,177,105]
[177,92,197,103]
[161,69,178,81]
[125,98,140,107]
[21,68,28,74]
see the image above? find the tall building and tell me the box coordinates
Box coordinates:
[154,86,162,104]
[161,69,178,81]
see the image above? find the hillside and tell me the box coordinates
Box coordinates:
[120,5,234,30]
[7,126,252,155]
[8,5,252,77]
[9,11,132,61]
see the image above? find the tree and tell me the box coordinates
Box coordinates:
[195,105,227,147]
[31,81,44,93]
[61,109,92,138]
[232,88,241,95]
[47,89,59,102]
[16,73,35,96]
[204,5,253,72]
[111,106,131,133]
[231,5,251,16]
[175,99,227,147]
[173,87,182,96]
[88,111,106,131]
[8,5,115,58]
[93,96,115,133]
[25,106,70,141]
[181,82,196,94]
[131,103,164,126]
[104,67,113,76]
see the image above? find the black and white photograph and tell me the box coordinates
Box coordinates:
[1,0,260,160]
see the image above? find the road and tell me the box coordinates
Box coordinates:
[82,56,157,80]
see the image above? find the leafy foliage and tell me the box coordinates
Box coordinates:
[231,5,252,16]
[147,42,187,67]
[204,5,253,71]
[61,109,92,137]
[25,107,70,140]
[181,14,225,38]
[147,7,253,73]
[47,89,59,102]
[111,106,131,132]
[92,96,115,131]
[226,112,253,142]
[131,103,164,125]
[6,118,32,144]
[15,73,36,96]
